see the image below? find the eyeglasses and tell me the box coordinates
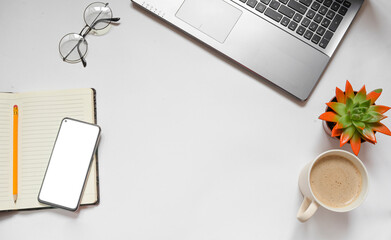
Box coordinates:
[59,2,120,67]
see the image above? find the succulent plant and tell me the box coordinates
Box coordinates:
[319,80,391,155]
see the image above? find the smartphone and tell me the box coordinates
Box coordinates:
[38,118,101,211]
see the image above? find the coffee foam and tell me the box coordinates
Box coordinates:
[310,155,362,208]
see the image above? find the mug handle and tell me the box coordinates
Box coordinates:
[297,197,319,222]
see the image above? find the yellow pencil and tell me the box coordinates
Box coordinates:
[13,105,18,203]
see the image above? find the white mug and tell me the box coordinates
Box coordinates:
[297,149,369,222]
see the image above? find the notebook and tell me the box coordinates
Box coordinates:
[0,88,99,212]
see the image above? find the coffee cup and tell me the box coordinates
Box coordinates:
[297,149,368,222]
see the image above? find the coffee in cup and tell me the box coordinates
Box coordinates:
[297,150,368,222]
[310,155,362,208]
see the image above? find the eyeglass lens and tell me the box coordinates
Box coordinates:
[59,34,88,63]
[84,2,113,30]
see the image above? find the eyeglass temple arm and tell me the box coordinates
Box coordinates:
[82,18,120,37]
[77,45,87,67]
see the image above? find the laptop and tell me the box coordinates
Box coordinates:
[131,0,364,100]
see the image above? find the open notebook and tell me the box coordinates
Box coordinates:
[0,89,99,211]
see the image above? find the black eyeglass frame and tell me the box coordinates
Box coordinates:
[59,2,120,67]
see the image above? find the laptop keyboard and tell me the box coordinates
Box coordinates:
[237,0,351,49]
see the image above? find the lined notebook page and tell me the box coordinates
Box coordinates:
[0,89,97,211]
[0,94,14,210]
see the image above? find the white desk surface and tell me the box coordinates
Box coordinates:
[1,0,391,239]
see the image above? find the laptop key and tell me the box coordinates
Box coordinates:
[311,34,321,44]
[293,13,303,22]
[309,22,318,31]
[324,30,334,40]
[279,5,295,18]
[270,0,280,10]
[281,17,290,26]
[288,0,307,14]
[314,14,323,23]
[323,0,332,7]
[343,1,351,8]
[261,0,272,5]
[318,6,328,15]
[326,10,336,19]
[265,7,283,22]
[299,0,312,7]
[304,30,314,40]
[329,14,342,31]
[338,6,347,16]
[296,25,306,35]
[301,17,311,27]
[321,18,331,28]
[256,2,267,12]
[311,2,320,11]
[306,9,316,19]
[288,21,298,31]
[316,26,326,36]
[319,38,329,48]
[331,2,340,11]
[247,0,258,8]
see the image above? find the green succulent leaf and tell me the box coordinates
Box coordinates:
[359,99,371,109]
[362,128,376,143]
[346,97,354,111]
[352,102,360,110]
[366,112,386,123]
[361,113,373,122]
[354,94,367,104]
[327,102,346,116]
[353,120,365,130]
[337,114,352,128]
[353,86,367,103]
[351,107,367,115]
[343,125,356,137]
[340,125,356,147]
[356,127,377,144]
[369,105,391,114]
[351,114,360,121]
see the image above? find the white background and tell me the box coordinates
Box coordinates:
[1,0,391,239]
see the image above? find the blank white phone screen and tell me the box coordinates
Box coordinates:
[38,118,100,211]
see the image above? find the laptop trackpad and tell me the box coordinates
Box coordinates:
[176,0,242,43]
